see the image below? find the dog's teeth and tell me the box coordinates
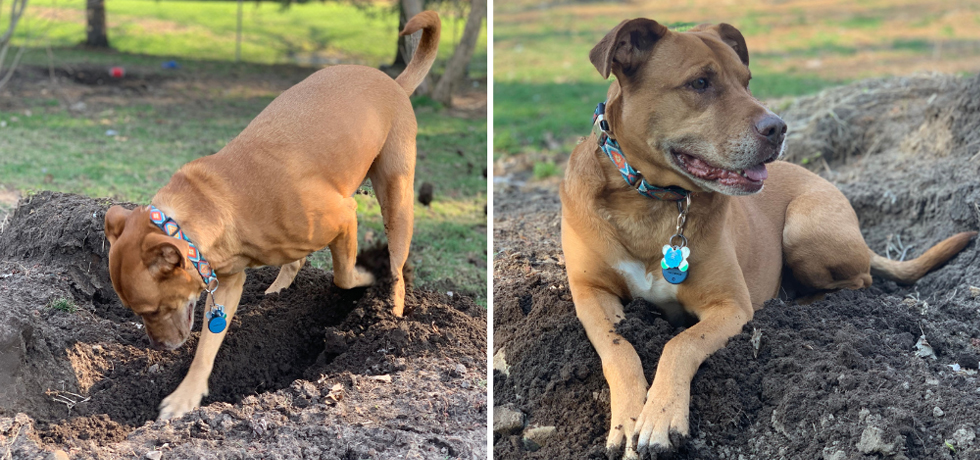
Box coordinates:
[738,169,746,177]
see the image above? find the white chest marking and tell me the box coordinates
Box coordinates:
[614,260,683,315]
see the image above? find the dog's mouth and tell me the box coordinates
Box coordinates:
[670,148,778,194]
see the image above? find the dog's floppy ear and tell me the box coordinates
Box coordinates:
[697,23,749,66]
[142,235,188,280]
[104,205,133,245]
[590,18,668,80]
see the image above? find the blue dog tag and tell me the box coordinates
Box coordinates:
[207,308,227,334]
[662,267,688,284]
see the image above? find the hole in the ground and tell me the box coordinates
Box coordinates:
[37,263,376,433]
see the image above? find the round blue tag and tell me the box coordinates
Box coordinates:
[663,267,688,285]
[207,315,227,334]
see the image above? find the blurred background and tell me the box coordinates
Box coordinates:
[493,0,980,180]
[0,0,488,302]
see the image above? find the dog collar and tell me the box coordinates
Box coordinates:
[148,205,228,334]
[593,102,690,201]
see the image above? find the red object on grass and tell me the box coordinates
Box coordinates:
[110,67,125,78]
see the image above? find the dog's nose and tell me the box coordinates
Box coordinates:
[754,114,787,145]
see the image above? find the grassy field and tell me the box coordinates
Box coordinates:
[0,3,488,303]
[14,0,486,75]
[494,0,980,157]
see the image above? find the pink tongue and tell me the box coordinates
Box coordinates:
[743,164,768,182]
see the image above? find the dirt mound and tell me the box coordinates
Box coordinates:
[0,192,486,459]
[493,74,980,459]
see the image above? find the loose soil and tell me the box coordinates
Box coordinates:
[493,74,980,459]
[0,192,487,459]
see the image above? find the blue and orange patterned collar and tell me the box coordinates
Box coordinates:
[148,205,216,287]
[592,102,690,201]
[148,205,228,333]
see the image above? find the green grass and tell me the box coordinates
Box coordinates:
[15,0,487,76]
[0,102,256,201]
[49,297,78,313]
[532,161,559,180]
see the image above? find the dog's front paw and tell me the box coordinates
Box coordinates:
[633,391,690,457]
[158,381,209,421]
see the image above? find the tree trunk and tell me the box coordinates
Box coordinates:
[0,0,30,91]
[432,0,485,107]
[85,0,109,48]
[388,0,431,95]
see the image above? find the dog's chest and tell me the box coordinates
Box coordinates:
[614,259,683,316]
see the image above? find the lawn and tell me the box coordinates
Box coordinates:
[14,0,487,75]
[0,2,488,303]
[494,0,980,157]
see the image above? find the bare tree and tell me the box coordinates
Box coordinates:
[431,0,483,106]
[0,0,29,90]
[85,0,109,48]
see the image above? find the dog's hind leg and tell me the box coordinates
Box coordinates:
[265,258,305,295]
[368,123,416,317]
[329,196,376,291]
[782,188,872,292]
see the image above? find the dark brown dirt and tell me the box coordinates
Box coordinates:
[0,192,487,459]
[493,74,980,460]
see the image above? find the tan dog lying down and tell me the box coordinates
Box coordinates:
[103,12,440,421]
[559,18,976,459]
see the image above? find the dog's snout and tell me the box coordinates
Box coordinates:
[754,114,787,145]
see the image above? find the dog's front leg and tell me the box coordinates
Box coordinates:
[634,298,752,455]
[158,271,246,421]
[572,286,648,460]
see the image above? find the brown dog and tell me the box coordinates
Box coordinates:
[103,12,439,421]
[559,19,976,458]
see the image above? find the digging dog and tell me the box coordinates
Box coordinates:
[103,12,439,421]
[559,18,976,458]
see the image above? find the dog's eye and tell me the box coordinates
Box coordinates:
[691,78,709,91]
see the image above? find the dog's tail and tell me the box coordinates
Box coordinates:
[869,231,976,284]
[394,11,441,95]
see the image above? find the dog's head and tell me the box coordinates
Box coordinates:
[104,206,205,350]
[591,19,785,195]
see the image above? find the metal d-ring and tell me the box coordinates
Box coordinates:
[669,233,688,248]
[673,194,691,240]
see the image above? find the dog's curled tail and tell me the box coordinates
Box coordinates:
[395,11,441,95]
[869,231,977,284]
